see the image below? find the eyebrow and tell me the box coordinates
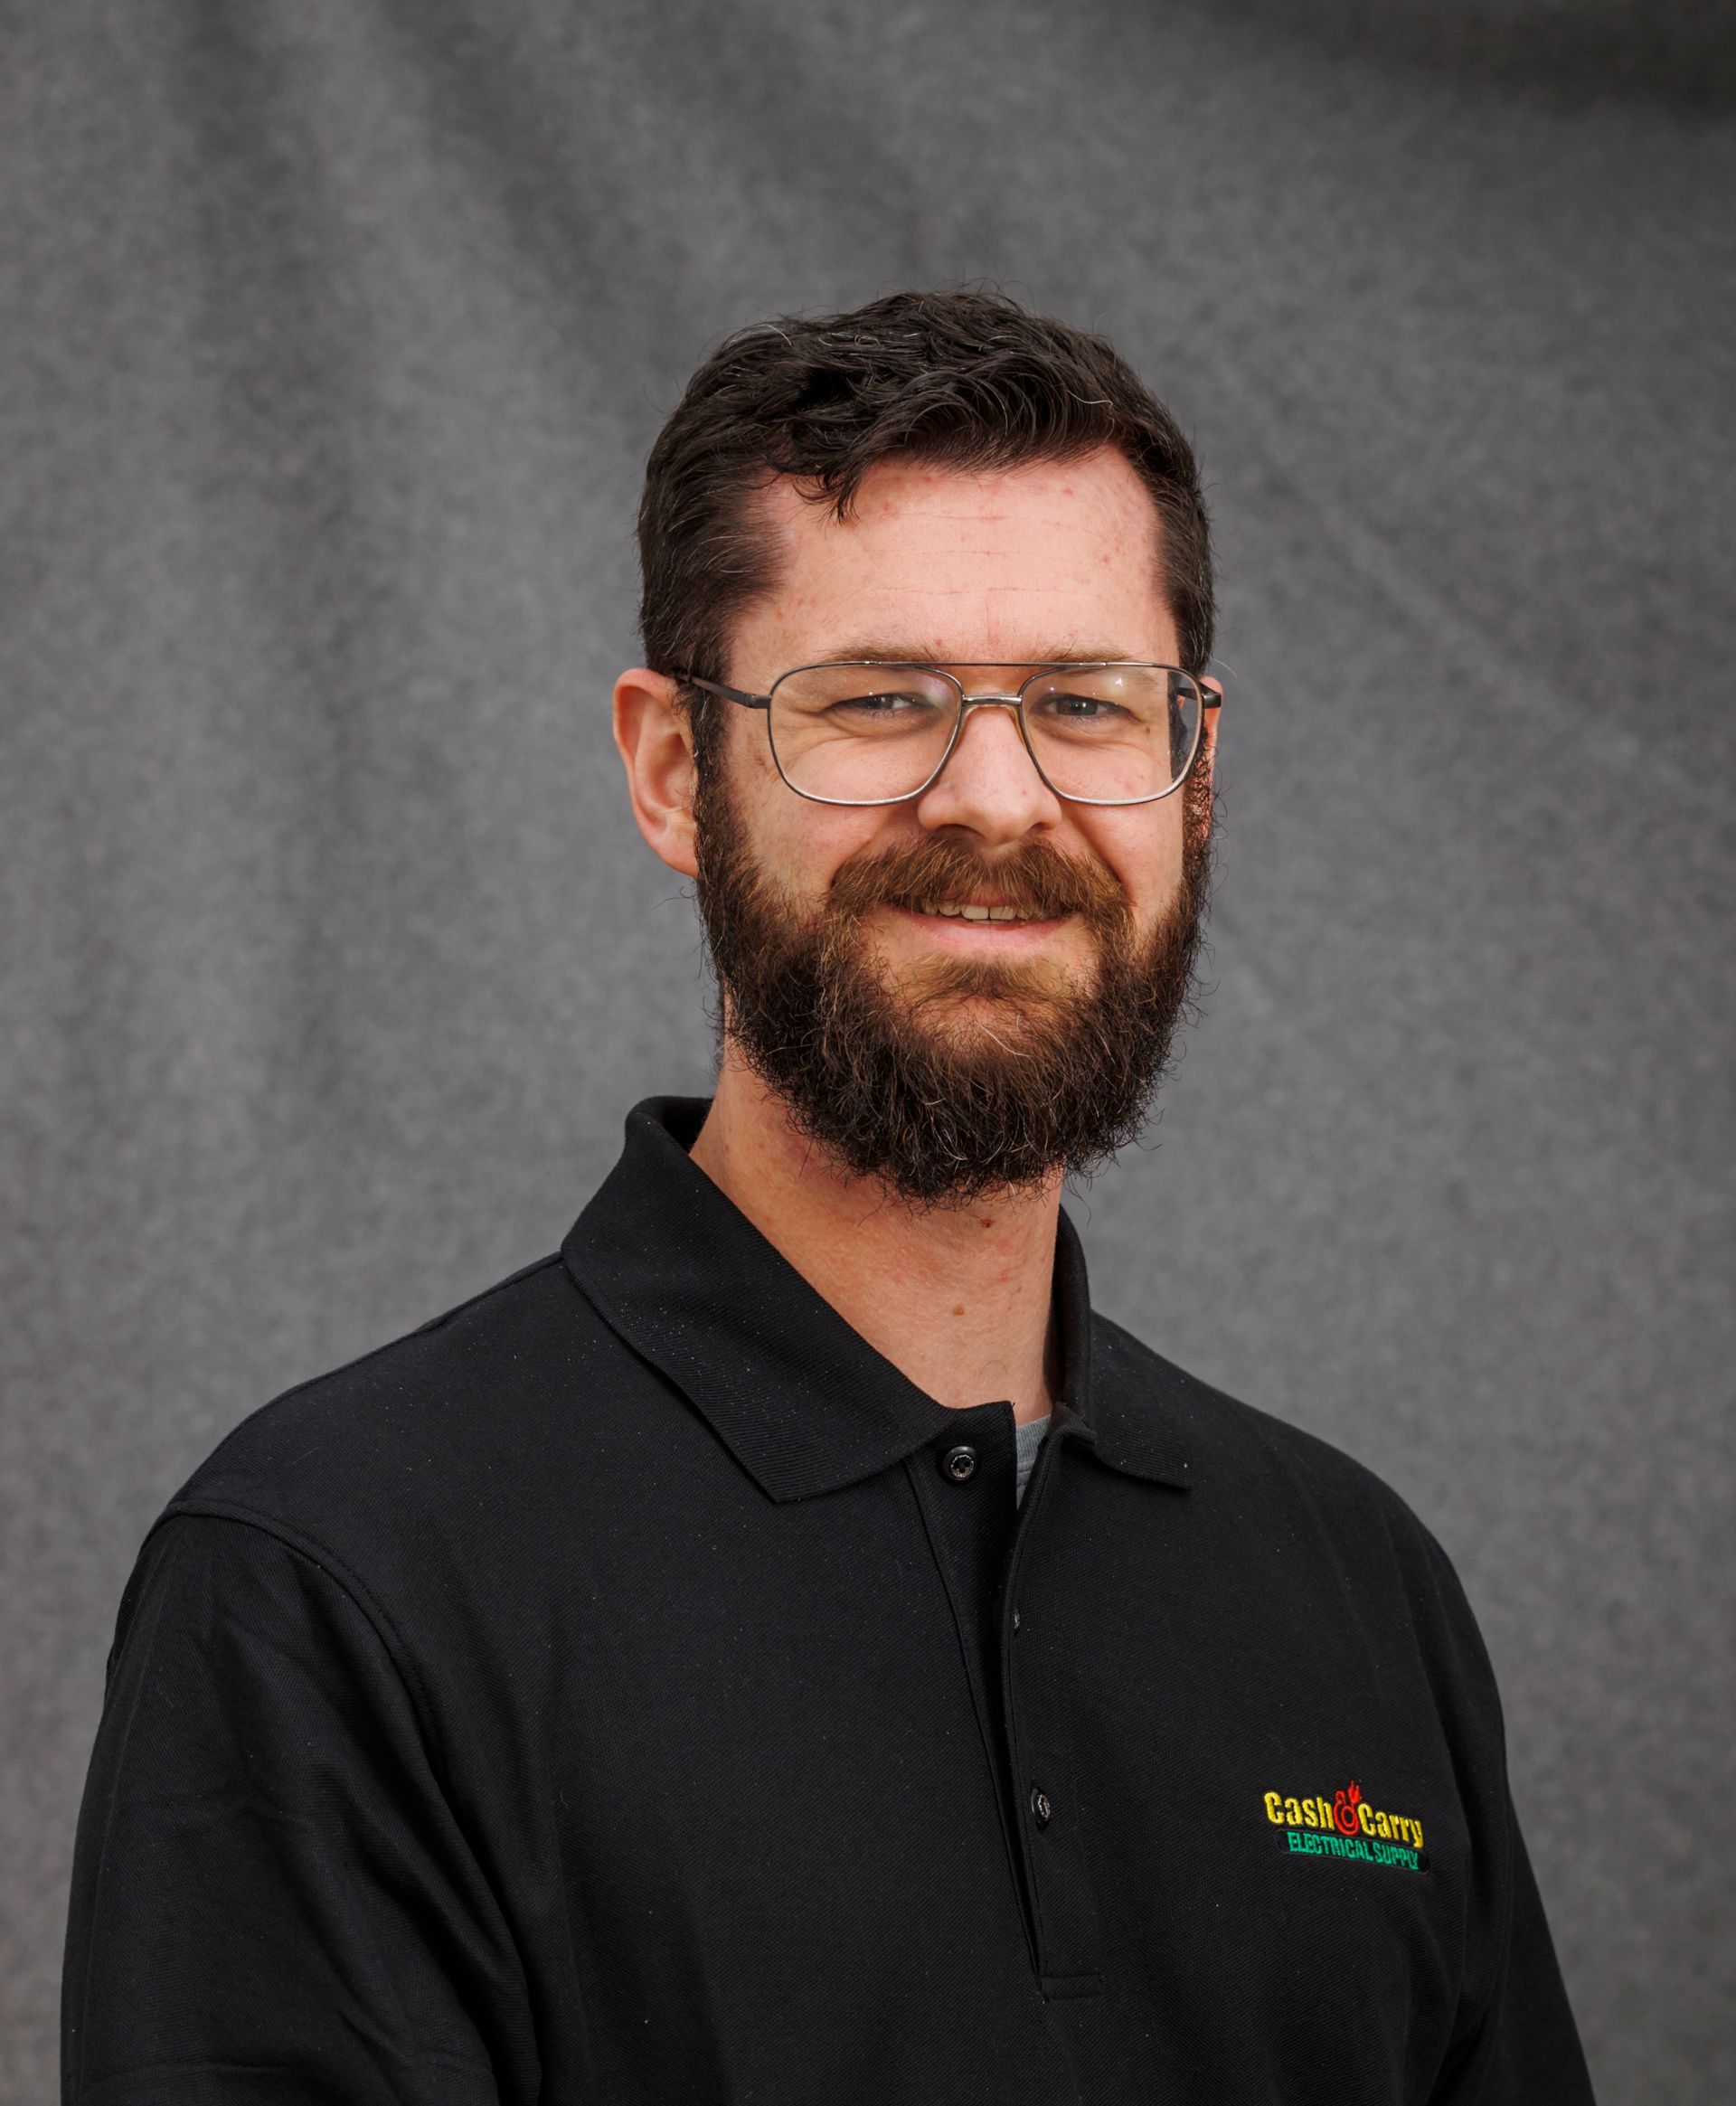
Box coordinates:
[807,640,1144,668]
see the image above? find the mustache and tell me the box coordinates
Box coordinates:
[826,836,1127,926]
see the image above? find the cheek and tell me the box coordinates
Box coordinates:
[722,729,903,895]
[1076,806,1185,919]
[708,713,797,854]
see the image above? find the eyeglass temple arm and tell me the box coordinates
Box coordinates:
[675,673,769,712]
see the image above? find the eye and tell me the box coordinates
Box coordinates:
[1033,690,1129,722]
[834,690,940,717]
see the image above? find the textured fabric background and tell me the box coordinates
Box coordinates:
[5,3,1731,2099]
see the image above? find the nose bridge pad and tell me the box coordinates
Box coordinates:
[955,694,1037,766]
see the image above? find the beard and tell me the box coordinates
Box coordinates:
[693,765,1215,1208]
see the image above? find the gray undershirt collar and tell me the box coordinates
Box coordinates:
[1014,1412,1052,1506]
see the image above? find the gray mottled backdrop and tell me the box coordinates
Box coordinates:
[5,2,1732,2098]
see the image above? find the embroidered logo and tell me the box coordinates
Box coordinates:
[1263,1777,1429,1872]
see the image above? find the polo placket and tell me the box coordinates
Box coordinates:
[1000,1408,1110,2002]
[904,1390,1119,2012]
[902,1407,1031,1962]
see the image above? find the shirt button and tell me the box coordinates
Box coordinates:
[940,1444,978,1483]
[1031,1787,1052,1828]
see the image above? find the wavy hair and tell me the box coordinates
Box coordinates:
[637,288,1213,772]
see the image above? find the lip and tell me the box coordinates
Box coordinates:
[880,903,1075,953]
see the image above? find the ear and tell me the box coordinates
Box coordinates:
[613,668,699,879]
[1197,676,1222,789]
[1183,677,1222,858]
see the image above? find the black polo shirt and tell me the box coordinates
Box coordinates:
[63,1097,1593,2104]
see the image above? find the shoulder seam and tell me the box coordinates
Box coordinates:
[147,1499,446,1757]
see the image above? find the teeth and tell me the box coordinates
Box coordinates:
[918,901,1033,923]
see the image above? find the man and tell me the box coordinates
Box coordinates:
[63,290,1593,2103]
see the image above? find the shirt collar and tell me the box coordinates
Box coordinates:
[562,1097,1192,1502]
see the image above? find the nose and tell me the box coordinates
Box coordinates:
[913,697,1062,844]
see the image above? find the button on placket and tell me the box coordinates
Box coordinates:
[939,1443,978,1483]
[996,1422,1104,1997]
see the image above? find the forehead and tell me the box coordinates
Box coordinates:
[731,448,1176,676]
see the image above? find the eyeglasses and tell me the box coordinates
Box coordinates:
[677,662,1220,807]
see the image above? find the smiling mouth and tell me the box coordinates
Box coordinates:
[906,900,1062,924]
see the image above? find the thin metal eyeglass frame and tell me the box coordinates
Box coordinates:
[675,662,1222,808]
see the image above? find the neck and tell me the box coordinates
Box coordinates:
[689,1053,1061,1424]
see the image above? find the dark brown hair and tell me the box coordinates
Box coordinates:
[637,288,1213,770]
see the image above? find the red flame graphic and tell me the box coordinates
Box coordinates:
[1333,1780,1363,1837]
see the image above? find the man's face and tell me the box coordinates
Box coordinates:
[692,447,1217,1204]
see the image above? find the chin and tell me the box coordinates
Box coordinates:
[884,976,1090,1057]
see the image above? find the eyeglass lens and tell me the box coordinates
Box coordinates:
[766,665,1203,805]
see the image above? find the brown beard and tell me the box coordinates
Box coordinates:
[693,764,1215,1207]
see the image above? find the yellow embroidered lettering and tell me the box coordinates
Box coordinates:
[1267,1776,1426,1867]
